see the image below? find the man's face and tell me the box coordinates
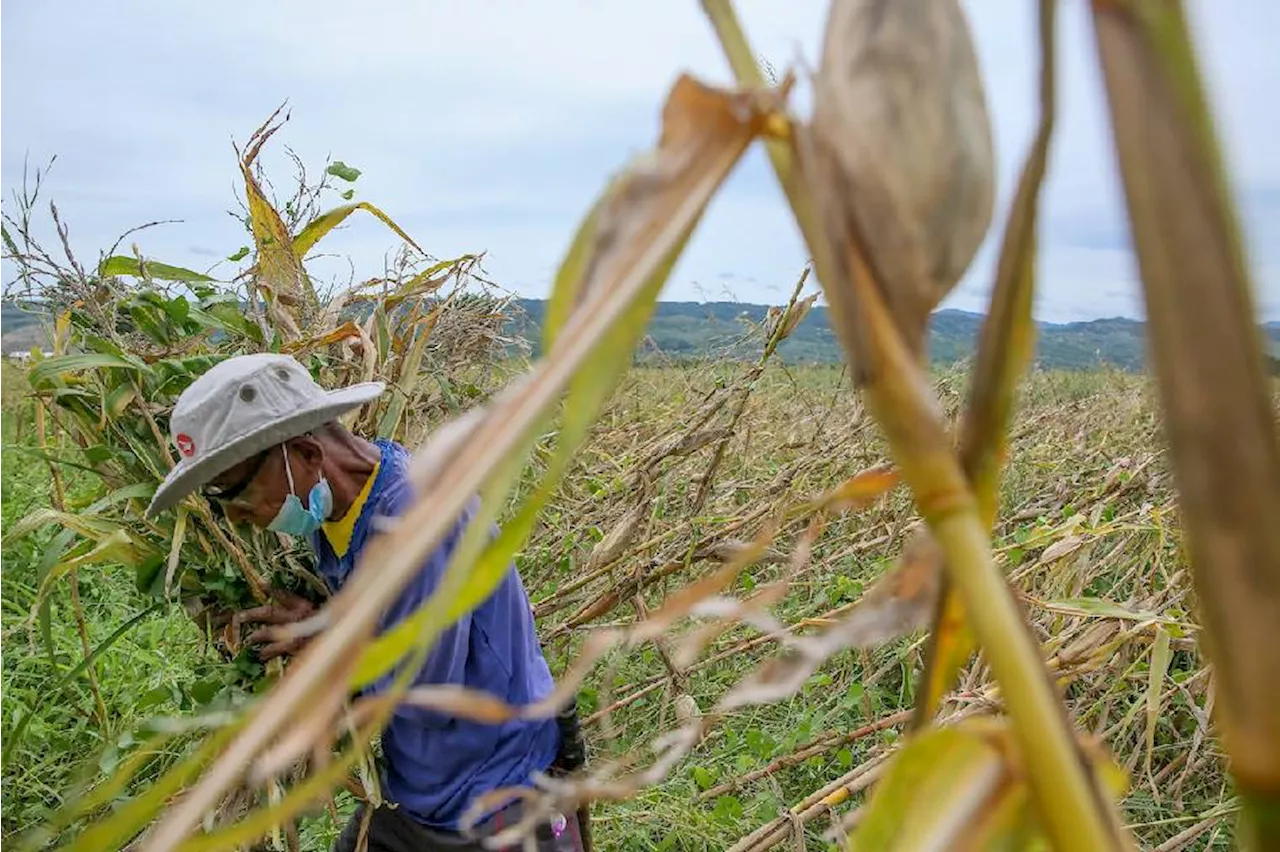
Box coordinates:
[203,439,323,527]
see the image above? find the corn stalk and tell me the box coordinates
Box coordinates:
[1089,1,1280,846]
[701,0,1128,849]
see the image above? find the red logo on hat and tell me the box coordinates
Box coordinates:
[176,433,196,457]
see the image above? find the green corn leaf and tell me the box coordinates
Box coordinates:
[292,202,422,261]
[187,304,263,342]
[353,186,699,690]
[849,725,1010,850]
[376,318,434,440]
[86,481,156,512]
[1145,626,1173,778]
[542,191,607,352]
[104,384,137,421]
[351,75,736,687]
[29,352,152,388]
[98,255,214,282]
[3,508,122,546]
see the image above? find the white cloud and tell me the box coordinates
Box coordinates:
[3,0,1277,320]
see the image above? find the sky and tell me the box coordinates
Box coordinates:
[3,1,1278,323]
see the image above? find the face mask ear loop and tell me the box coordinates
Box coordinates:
[281,444,297,495]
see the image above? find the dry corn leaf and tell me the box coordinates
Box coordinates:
[809,0,994,358]
[1038,534,1086,566]
[140,74,771,852]
[814,463,899,511]
[236,109,311,341]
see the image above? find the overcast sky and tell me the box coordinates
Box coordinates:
[3,1,1278,322]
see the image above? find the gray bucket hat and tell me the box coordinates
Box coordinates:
[145,353,385,518]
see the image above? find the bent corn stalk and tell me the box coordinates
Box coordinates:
[1089,1,1280,847]
[701,1,1128,849]
[136,75,775,852]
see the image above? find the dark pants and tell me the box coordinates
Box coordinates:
[334,706,592,852]
[333,800,588,852]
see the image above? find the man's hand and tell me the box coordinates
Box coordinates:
[224,589,319,661]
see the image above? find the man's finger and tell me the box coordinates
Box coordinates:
[234,604,302,627]
[257,638,306,661]
[246,626,279,646]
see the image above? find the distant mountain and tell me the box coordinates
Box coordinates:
[6,297,1280,374]
[511,299,1280,373]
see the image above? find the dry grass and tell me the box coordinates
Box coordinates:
[509,362,1250,851]
[5,329,1271,850]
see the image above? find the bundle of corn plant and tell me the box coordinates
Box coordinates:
[15,0,1280,849]
[1,110,515,849]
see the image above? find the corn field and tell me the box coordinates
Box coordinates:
[2,0,1279,850]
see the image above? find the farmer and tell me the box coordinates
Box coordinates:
[145,353,590,852]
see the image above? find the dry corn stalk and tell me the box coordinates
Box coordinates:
[1089,1,1280,846]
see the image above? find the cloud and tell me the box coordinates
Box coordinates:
[2,0,1277,321]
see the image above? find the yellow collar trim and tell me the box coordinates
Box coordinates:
[322,460,380,558]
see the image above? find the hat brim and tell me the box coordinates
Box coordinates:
[144,382,386,519]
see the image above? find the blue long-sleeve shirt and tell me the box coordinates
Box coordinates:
[309,439,560,830]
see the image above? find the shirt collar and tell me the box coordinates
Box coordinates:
[321,457,381,558]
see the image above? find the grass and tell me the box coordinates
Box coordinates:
[2,355,1248,850]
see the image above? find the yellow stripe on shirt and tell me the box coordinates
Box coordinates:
[322,460,380,558]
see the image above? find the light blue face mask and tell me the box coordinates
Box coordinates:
[267,444,333,537]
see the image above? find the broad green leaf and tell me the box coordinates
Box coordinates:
[98,255,214,283]
[227,246,251,261]
[162,294,191,325]
[23,530,155,655]
[104,384,137,420]
[848,724,1008,850]
[29,352,152,388]
[154,354,229,387]
[291,202,423,261]
[354,205,697,691]
[86,481,156,511]
[187,304,263,342]
[542,190,608,351]
[3,508,122,546]
[326,160,362,182]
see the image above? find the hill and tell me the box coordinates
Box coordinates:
[6,297,1280,372]
[511,299,1280,372]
